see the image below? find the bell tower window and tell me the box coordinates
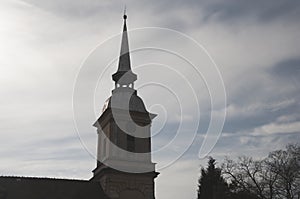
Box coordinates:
[127,135,135,152]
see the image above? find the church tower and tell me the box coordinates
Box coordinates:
[90,14,159,199]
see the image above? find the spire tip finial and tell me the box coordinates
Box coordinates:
[123,5,127,20]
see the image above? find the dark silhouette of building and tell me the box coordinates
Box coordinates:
[0,177,109,199]
[0,14,158,199]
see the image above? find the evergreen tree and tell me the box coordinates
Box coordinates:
[197,157,230,199]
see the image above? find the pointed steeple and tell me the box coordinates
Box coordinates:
[112,13,137,88]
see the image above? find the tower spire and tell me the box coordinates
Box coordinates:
[112,13,137,88]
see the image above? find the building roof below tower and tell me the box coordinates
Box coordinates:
[0,176,109,199]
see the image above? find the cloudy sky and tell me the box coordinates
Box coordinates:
[1,0,300,198]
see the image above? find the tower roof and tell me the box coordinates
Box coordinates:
[112,14,137,85]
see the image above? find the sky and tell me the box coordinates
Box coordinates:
[0,0,300,198]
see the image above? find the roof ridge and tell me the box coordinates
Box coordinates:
[0,176,88,182]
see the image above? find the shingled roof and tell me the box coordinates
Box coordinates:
[0,176,109,199]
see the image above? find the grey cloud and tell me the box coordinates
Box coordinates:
[163,0,300,23]
[212,131,300,158]
[21,0,300,27]
[222,57,300,134]
[223,100,299,133]
[270,58,300,81]
[199,0,300,23]
[22,0,117,18]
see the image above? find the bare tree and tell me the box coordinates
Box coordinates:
[222,156,268,199]
[267,144,300,199]
[260,158,279,199]
[222,143,300,199]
